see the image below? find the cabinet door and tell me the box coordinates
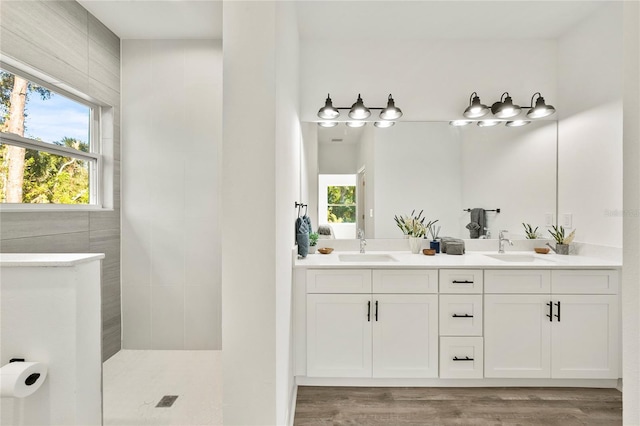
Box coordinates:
[372,294,438,378]
[551,295,619,379]
[306,294,372,377]
[484,294,551,378]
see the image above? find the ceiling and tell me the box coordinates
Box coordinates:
[77,0,605,40]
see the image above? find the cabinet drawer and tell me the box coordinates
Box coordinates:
[372,270,438,294]
[551,270,619,295]
[439,269,483,293]
[439,295,483,336]
[306,270,372,293]
[484,270,551,294]
[439,337,484,379]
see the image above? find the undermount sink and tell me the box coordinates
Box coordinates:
[338,254,398,263]
[484,253,554,263]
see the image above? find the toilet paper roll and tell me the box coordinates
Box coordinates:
[0,361,48,398]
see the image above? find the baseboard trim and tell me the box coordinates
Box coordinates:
[287,384,298,426]
[295,376,619,388]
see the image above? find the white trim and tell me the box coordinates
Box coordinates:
[287,384,298,426]
[295,376,620,388]
[0,203,111,212]
[0,132,99,162]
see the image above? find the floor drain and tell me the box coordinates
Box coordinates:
[156,395,178,408]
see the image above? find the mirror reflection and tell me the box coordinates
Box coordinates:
[303,121,557,240]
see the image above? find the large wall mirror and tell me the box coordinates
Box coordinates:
[300,121,557,240]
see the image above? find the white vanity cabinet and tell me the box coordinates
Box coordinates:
[484,270,619,379]
[305,269,438,378]
[306,293,372,377]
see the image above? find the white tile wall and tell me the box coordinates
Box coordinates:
[122,40,222,349]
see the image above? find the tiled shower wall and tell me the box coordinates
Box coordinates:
[0,1,121,360]
[121,40,222,349]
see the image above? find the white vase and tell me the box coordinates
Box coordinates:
[309,245,317,254]
[408,236,422,254]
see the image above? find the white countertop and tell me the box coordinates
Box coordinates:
[0,253,105,267]
[294,250,621,269]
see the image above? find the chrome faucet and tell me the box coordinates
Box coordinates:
[498,230,513,253]
[358,229,366,253]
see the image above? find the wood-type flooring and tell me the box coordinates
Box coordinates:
[294,386,622,425]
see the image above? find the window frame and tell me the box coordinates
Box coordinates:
[0,62,105,210]
[326,184,357,224]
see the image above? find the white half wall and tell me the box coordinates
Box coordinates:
[121,39,222,350]
[557,3,623,248]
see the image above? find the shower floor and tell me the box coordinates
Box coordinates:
[103,350,222,426]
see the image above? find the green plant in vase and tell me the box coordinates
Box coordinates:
[522,223,539,239]
[309,232,319,254]
[547,225,576,255]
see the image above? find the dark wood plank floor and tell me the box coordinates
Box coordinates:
[294,387,622,425]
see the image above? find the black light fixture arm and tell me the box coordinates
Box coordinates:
[499,92,510,102]
[527,92,542,109]
[469,91,479,104]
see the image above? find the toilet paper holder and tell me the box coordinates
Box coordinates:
[8,358,42,388]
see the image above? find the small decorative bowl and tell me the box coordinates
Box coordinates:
[534,247,550,254]
[318,247,334,255]
[423,248,436,256]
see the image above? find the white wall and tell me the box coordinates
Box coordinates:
[318,142,359,174]
[374,123,462,238]
[222,2,300,424]
[301,122,319,230]
[301,39,556,121]
[557,3,623,249]
[121,40,222,350]
[622,2,640,423]
[461,121,557,239]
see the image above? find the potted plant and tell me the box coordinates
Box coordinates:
[522,223,539,239]
[547,225,575,255]
[394,210,438,253]
[309,232,319,254]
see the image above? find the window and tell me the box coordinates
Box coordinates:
[0,66,100,206]
[327,185,356,223]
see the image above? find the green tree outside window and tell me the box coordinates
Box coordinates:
[327,185,356,223]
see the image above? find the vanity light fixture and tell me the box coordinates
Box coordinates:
[449,120,472,127]
[527,92,556,118]
[317,94,340,120]
[374,121,395,128]
[491,92,522,119]
[348,94,371,119]
[316,93,403,125]
[379,94,403,120]
[456,91,556,126]
[477,120,501,127]
[346,121,367,128]
[317,121,339,128]
[463,92,490,118]
[505,120,531,127]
